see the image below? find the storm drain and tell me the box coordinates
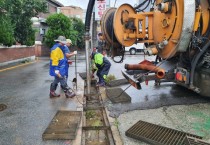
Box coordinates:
[42,110,82,140]
[185,136,210,145]
[126,120,202,145]
[0,104,7,111]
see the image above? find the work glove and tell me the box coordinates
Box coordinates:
[73,51,77,55]
[55,70,62,78]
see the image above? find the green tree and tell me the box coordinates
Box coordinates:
[0,15,14,46]
[44,13,78,47]
[70,17,85,49]
[4,0,47,46]
[0,0,14,46]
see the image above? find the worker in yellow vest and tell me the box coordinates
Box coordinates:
[91,52,111,86]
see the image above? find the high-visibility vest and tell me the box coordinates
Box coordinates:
[94,53,104,66]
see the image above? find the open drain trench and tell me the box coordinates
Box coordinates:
[82,80,115,145]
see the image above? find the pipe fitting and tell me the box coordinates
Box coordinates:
[157,40,168,50]
[144,47,158,56]
[124,63,165,79]
[156,69,165,79]
[158,3,169,13]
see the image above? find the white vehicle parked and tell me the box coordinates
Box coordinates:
[125,43,145,55]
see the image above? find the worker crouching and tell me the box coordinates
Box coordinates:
[91,52,111,87]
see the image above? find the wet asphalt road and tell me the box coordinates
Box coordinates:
[107,53,210,117]
[0,54,86,145]
[0,51,210,145]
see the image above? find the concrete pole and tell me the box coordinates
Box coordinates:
[85,32,91,94]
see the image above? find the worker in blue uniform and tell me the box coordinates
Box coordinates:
[49,36,75,98]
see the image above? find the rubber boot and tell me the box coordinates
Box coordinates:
[65,90,76,98]
[50,83,60,98]
[63,87,75,98]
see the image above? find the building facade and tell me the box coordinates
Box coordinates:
[38,0,63,19]
[33,0,64,44]
[60,6,83,20]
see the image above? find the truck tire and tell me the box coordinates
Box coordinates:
[130,47,136,55]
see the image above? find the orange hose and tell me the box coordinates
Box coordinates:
[125,64,165,79]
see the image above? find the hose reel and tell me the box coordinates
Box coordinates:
[101,5,137,62]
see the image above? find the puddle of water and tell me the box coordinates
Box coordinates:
[122,82,203,103]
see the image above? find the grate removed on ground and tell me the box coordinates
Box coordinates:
[106,87,131,103]
[126,120,202,145]
[185,136,210,145]
[79,72,86,80]
[42,110,82,140]
[106,79,129,87]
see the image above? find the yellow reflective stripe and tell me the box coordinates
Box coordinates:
[51,47,64,66]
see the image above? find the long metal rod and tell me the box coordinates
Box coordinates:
[75,54,77,90]
[85,32,91,94]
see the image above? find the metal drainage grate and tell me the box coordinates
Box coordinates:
[42,110,82,140]
[185,136,210,145]
[0,104,7,111]
[126,120,202,145]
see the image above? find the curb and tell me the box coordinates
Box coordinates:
[0,61,36,72]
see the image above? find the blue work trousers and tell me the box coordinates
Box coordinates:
[51,76,69,91]
[96,60,111,84]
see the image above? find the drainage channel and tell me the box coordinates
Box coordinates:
[82,80,115,145]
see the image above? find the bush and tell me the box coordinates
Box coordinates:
[44,14,85,49]
[71,17,85,49]
[44,13,77,48]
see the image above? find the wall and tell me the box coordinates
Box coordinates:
[38,2,59,19]
[34,45,81,58]
[0,46,35,63]
[35,44,50,57]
